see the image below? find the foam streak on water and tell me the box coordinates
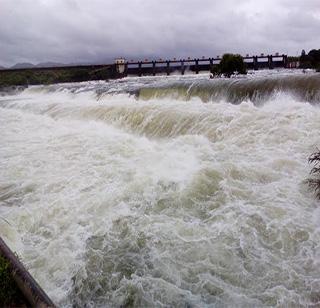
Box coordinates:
[0,72,320,307]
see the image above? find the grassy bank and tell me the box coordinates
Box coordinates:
[0,255,28,306]
[0,65,116,87]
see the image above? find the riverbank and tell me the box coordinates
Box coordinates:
[0,65,115,87]
[0,254,28,306]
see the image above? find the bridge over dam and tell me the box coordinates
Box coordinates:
[117,54,289,77]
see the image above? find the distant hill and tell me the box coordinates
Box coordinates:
[10,62,35,69]
[35,62,66,68]
[0,66,6,70]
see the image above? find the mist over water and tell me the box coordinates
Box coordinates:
[1,71,320,307]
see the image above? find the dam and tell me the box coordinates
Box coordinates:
[118,54,288,77]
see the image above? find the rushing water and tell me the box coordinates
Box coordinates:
[1,70,320,307]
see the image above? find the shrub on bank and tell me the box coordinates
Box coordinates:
[307,150,320,200]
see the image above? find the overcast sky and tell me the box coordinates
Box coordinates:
[0,0,319,67]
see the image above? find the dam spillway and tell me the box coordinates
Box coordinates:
[0,70,320,307]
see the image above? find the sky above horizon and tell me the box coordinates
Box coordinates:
[0,0,319,67]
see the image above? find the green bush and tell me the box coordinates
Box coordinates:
[211,54,247,78]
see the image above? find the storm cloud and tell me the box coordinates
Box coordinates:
[0,0,319,66]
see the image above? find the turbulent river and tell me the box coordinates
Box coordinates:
[1,70,320,307]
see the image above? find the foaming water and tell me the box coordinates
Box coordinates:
[2,69,319,104]
[1,71,320,307]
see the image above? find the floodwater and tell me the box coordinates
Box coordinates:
[1,70,320,307]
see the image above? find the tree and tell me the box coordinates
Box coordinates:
[308,49,320,68]
[211,54,247,78]
[300,49,320,69]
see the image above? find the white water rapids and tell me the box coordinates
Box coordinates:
[0,71,320,307]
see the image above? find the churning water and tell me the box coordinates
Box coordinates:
[1,70,320,307]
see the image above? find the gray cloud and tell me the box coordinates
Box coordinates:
[0,0,319,66]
